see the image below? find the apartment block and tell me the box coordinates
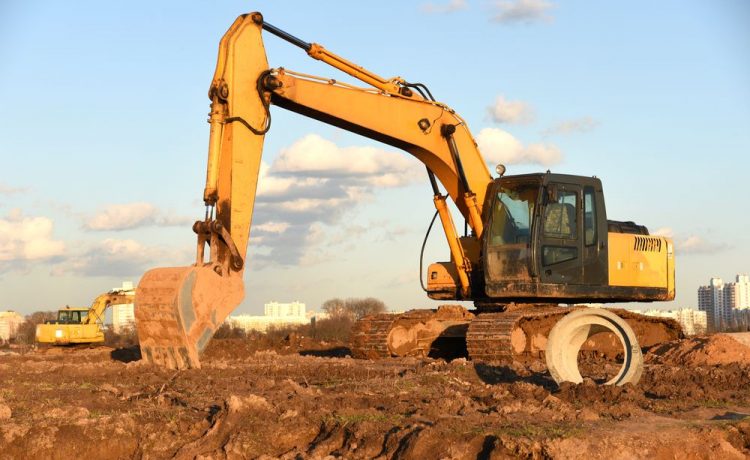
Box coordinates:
[697,274,750,331]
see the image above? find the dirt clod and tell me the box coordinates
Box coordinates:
[0,404,10,421]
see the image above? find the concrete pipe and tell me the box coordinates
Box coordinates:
[545,308,643,386]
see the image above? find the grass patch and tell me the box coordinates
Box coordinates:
[88,409,107,418]
[492,422,583,440]
[326,412,403,428]
[419,373,450,386]
[700,399,730,409]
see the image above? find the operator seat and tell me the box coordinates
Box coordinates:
[544,203,575,238]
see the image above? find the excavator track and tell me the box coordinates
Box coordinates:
[466,306,568,363]
[350,313,397,360]
[351,305,683,364]
[350,309,439,360]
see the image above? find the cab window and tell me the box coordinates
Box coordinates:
[489,184,538,246]
[584,186,596,246]
[543,191,577,239]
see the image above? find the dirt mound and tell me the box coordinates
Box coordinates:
[646,333,750,366]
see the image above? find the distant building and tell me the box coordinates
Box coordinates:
[264,301,306,318]
[228,301,315,332]
[112,281,136,333]
[725,274,750,310]
[698,277,726,330]
[634,308,707,336]
[697,275,750,331]
[0,311,24,342]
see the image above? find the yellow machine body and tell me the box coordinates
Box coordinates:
[608,233,675,297]
[35,308,104,345]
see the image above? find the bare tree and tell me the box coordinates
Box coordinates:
[15,311,57,345]
[321,297,386,320]
[322,298,347,318]
[346,297,386,319]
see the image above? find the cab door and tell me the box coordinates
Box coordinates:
[539,183,583,284]
[581,185,608,285]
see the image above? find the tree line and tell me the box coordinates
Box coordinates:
[320,297,386,320]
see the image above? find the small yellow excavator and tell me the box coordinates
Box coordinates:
[36,289,134,345]
[134,12,680,385]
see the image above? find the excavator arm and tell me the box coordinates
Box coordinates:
[82,289,135,326]
[135,12,494,369]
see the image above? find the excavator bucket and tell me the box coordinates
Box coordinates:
[135,266,244,369]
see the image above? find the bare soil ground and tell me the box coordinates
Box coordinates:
[2,334,750,459]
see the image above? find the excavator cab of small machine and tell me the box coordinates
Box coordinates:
[50,308,88,325]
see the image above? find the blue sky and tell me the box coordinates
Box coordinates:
[1,0,748,315]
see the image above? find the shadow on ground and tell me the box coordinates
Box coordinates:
[299,347,351,358]
[111,346,141,363]
[473,362,557,390]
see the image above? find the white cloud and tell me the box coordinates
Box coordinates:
[487,95,535,124]
[298,223,333,267]
[476,127,562,166]
[543,117,599,136]
[86,202,156,230]
[421,0,468,14]
[250,134,422,266]
[0,209,65,268]
[271,134,420,187]
[491,0,554,24]
[651,227,728,255]
[254,222,290,234]
[55,238,191,277]
[677,235,728,255]
[85,202,191,231]
[257,161,327,198]
[652,227,674,238]
[0,183,25,195]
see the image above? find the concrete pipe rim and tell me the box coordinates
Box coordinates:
[545,308,643,386]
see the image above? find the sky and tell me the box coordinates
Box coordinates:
[0,0,748,315]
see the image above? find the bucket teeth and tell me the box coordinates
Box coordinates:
[140,345,192,370]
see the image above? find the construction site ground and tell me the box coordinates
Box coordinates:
[3,333,750,459]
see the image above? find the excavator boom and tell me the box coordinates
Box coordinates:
[134,12,492,369]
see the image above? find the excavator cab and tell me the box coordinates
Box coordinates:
[50,308,89,325]
[428,172,673,304]
[480,172,673,304]
[483,173,609,301]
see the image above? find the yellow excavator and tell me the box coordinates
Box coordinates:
[36,289,134,345]
[134,12,680,385]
